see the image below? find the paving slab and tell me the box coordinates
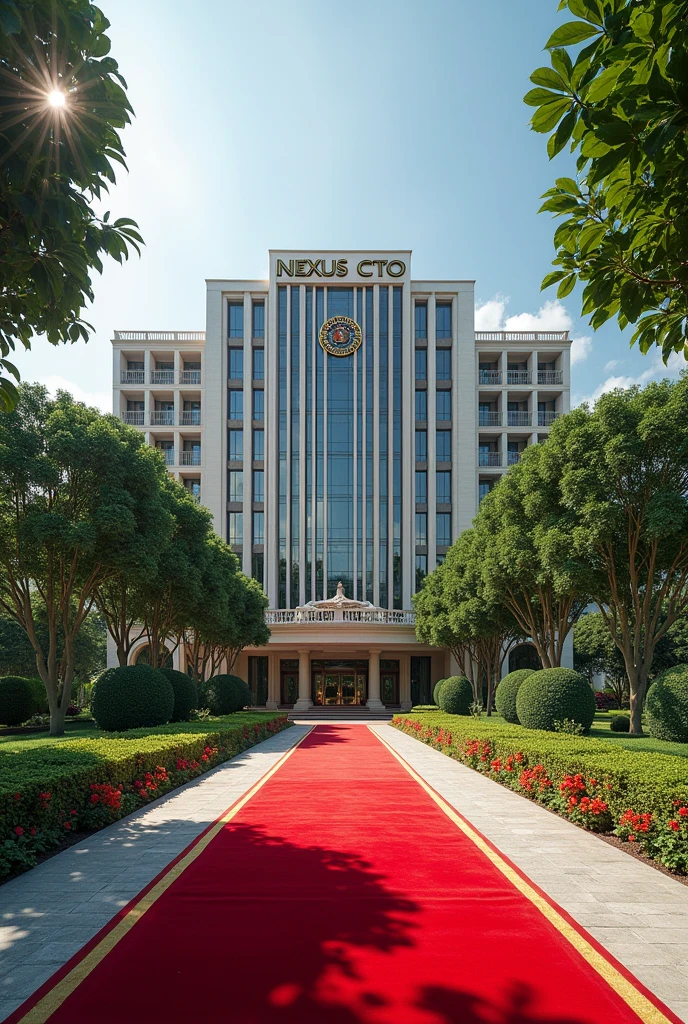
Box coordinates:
[372,721,688,1021]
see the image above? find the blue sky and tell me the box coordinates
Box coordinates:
[13,0,684,408]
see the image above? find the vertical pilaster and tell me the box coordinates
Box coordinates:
[366,648,384,710]
[299,285,307,606]
[455,282,476,530]
[372,286,380,607]
[242,292,252,576]
[427,294,437,570]
[293,648,312,711]
[402,285,413,608]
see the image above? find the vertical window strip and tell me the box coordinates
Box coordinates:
[278,286,287,607]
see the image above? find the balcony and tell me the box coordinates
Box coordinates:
[122,411,144,425]
[507,370,532,385]
[121,370,144,384]
[475,330,568,342]
[150,370,174,385]
[537,370,563,386]
[181,410,201,425]
[507,450,522,466]
[114,331,205,341]
[152,410,175,426]
[180,370,202,385]
[157,448,174,465]
[478,411,501,427]
[181,450,201,466]
[265,608,416,625]
[478,370,502,385]
[538,411,559,427]
[478,451,501,467]
[507,411,531,427]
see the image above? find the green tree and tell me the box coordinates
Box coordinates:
[542,376,688,734]
[526,0,688,360]
[0,384,166,734]
[574,610,628,705]
[0,0,142,409]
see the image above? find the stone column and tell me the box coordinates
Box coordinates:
[293,648,312,711]
[400,653,412,711]
[367,648,384,710]
[265,651,279,709]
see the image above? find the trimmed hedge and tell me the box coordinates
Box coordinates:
[202,674,252,715]
[495,669,534,724]
[0,713,291,879]
[432,679,446,707]
[0,677,36,726]
[646,665,688,743]
[438,676,473,716]
[516,668,596,734]
[160,669,198,723]
[26,678,48,715]
[92,666,175,732]
[610,714,630,733]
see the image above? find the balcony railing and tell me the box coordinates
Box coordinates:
[265,608,416,625]
[122,411,144,425]
[538,411,559,427]
[478,411,501,427]
[114,331,205,341]
[507,370,532,385]
[180,450,201,466]
[150,370,174,385]
[181,410,201,425]
[478,370,502,385]
[180,370,202,385]
[478,451,501,467]
[152,410,175,426]
[475,331,568,342]
[507,411,532,427]
[121,370,144,384]
[507,450,522,465]
[157,448,175,465]
[537,370,563,386]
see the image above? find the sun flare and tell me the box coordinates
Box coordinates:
[47,89,66,108]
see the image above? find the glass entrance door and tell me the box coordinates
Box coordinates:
[312,662,368,705]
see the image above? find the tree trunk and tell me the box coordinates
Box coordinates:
[116,642,128,667]
[625,663,648,735]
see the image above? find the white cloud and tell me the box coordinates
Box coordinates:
[474,296,508,331]
[571,335,592,366]
[474,295,592,366]
[38,376,111,415]
[575,351,685,407]
[604,359,619,372]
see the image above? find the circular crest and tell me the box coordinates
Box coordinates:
[319,316,362,357]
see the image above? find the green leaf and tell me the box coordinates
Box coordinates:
[557,273,577,298]
[541,270,568,290]
[584,64,624,103]
[550,48,573,82]
[554,177,580,195]
[568,0,603,26]
[530,66,567,90]
[548,110,576,157]
[532,97,573,133]
[545,21,601,49]
[630,10,654,41]
[524,87,564,107]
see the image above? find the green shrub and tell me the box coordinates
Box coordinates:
[26,678,48,715]
[91,666,174,732]
[160,669,198,723]
[516,668,596,734]
[202,674,252,715]
[0,677,35,727]
[495,669,534,724]
[611,714,631,733]
[432,679,446,706]
[646,665,688,743]
[438,676,473,716]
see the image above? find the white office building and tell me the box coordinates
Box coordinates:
[112,250,571,709]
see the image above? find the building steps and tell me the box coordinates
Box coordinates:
[284,705,399,722]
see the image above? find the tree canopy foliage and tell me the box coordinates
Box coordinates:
[526,0,688,360]
[0,0,142,410]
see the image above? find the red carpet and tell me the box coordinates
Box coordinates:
[10,725,679,1023]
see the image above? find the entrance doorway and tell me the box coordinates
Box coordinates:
[312,661,367,705]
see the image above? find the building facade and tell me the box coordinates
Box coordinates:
[111,250,572,709]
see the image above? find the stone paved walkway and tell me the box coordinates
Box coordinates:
[372,722,688,1022]
[0,726,309,1023]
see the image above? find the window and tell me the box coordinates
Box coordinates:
[415,349,427,381]
[436,301,452,339]
[253,511,264,545]
[479,480,494,502]
[437,471,451,504]
[436,349,451,381]
[415,513,427,547]
[228,302,244,338]
[229,349,243,379]
[229,390,243,420]
[228,512,243,546]
[184,478,201,500]
[415,430,427,461]
[253,469,264,502]
[415,302,427,339]
[253,349,264,380]
[415,554,427,589]
[229,470,243,502]
[252,552,264,586]
[436,430,451,461]
[252,303,265,338]
[253,389,264,421]
[436,553,446,565]
[415,470,427,504]
[229,429,243,461]
[437,512,452,547]
[127,360,144,371]
[436,391,451,421]
[253,429,264,461]
[415,390,427,421]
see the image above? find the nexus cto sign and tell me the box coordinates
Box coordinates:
[276,258,406,279]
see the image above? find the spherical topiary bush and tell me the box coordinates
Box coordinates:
[610,714,631,733]
[202,674,252,715]
[494,669,535,724]
[516,668,596,734]
[438,675,473,716]
[91,665,174,732]
[646,665,688,743]
[26,678,48,714]
[0,676,36,726]
[432,679,446,707]
[160,668,198,722]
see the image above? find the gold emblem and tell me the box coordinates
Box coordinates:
[319,316,362,357]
